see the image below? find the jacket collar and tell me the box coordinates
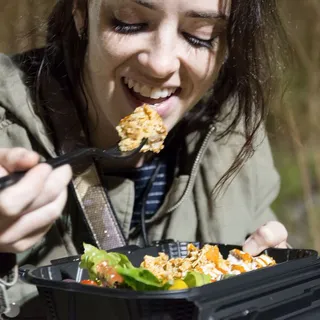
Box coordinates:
[5,52,56,158]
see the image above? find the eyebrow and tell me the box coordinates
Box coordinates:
[185,10,228,21]
[133,0,228,21]
[133,0,155,10]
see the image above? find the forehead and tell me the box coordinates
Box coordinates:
[93,0,230,15]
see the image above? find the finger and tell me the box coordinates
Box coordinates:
[275,240,287,249]
[0,225,51,253]
[0,148,40,172]
[242,221,288,256]
[0,166,8,178]
[24,165,72,213]
[0,189,68,249]
[0,163,52,218]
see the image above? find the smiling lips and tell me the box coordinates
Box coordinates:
[123,77,179,105]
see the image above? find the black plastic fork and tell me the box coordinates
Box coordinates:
[0,138,147,191]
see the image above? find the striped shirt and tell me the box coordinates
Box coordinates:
[103,155,174,229]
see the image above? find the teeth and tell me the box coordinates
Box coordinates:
[150,89,162,99]
[123,77,177,100]
[140,85,152,98]
[160,89,169,98]
[128,79,134,89]
[133,83,140,93]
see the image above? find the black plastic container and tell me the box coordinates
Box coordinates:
[21,242,320,320]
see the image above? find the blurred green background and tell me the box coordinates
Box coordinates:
[0,1,319,251]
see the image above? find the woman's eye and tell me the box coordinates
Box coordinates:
[183,32,217,49]
[112,18,147,34]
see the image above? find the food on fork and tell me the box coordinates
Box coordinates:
[116,104,167,153]
[80,243,276,291]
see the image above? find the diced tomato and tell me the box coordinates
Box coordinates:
[104,267,124,286]
[80,279,98,286]
[96,262,124,286]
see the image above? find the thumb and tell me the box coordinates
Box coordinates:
[0,166,8,178]
[243,221,288,256]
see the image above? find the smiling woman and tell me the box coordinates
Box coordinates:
[75,0,230,145]
[0,0,289,318]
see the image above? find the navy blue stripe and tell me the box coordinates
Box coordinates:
[103,156,171,229]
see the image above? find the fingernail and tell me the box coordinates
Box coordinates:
[243,239,259,255]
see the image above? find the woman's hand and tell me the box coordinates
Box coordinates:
[242,221,288,255]
[0,148,72,253]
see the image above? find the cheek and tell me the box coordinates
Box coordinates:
[191,43,226,95]
[87,31,130,77]
[189,53,220,98]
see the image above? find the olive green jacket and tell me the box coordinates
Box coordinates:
[0,52,279,318]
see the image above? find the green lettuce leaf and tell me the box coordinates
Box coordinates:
[221,274,236,280]
[79,243,133,280]
[183,271,211,288]
[116,266,170,291]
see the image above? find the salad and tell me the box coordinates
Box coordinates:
[79,243,276,291]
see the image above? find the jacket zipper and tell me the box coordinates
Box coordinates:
[165,124,216,214]
[129,124,216,240]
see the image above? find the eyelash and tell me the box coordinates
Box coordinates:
[112,18,147,34]
[182,33,216,49]
[112,18,217,49]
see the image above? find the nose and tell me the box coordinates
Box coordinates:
[137,29,180,79]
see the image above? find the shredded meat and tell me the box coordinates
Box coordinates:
[116,104,167,153]
[140,244,276,282]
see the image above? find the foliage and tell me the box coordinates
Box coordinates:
[268,0,320,250]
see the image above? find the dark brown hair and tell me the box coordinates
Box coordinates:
[41,0,287,194]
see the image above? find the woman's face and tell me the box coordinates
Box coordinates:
[79,0,229,133]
